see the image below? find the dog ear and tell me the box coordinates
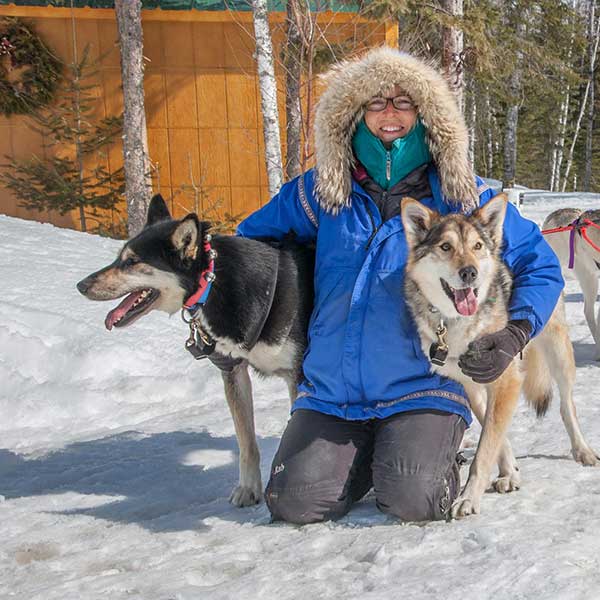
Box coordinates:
[474,193,507,245]
[145,194,171,228]
[171,214,199,260]
[401,197,434,246]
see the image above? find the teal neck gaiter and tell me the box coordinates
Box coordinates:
[351,118,432,190]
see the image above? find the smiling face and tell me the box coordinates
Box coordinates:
[363,86,418,146]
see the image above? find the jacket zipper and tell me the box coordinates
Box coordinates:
[385,151,391,184]
[365,193,385,249]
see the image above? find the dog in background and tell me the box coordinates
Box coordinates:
[542,208,600,360]
[77,195,314,507]
[401,194,598,518]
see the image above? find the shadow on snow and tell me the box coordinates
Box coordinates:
[0,430,281,533]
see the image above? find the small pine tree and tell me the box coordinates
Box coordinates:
[0,45,125,235]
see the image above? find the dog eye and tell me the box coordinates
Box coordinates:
[122,257,138,268]
[440,242,452,252]
[474,242,483,250]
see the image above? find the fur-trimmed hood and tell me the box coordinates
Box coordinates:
[314,46,478,213]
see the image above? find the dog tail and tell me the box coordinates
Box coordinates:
[522,344,553,418]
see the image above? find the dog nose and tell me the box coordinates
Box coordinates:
[459,266,478,285]
[77,278,90,295]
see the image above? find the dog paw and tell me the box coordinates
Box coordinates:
[492,473,521,493]
[572,446,599,466]
[229,485,262,507]
[451,495,481,519]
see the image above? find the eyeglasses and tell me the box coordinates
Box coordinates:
[365,96,416,112]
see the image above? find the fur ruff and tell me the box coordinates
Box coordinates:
[314,46,478,214]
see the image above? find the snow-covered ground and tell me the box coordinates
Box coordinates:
[2,194,600,600]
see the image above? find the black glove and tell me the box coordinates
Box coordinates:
[458,320,532,384]
[208,352,244,372]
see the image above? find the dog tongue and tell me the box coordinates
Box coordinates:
[453,287,478,316]
[105,291,143,330]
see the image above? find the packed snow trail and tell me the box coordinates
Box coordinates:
[1,193,600,599]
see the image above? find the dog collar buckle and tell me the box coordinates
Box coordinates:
[429,319,449,366]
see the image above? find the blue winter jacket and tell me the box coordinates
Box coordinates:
[237,166,564,426]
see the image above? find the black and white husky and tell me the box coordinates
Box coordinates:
[77,195,314,507]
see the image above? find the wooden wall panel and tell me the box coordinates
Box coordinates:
[144,71,168,128]
[196,70,227,128]
[168,128,200,188]
[193,22,225,68]
[223,22,255,70]
[198,128,230,187]
[0,8,388,232]
[204,186,232,219]
[147,127,172,188]
[231,186,262,220]
[228,128,260,187]
[165,70,198,129]
[142,21,165,68]
[164,21,195,67]
[225,73,257,129]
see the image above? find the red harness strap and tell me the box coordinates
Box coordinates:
[183,236,216,310]
[541,219,600,264]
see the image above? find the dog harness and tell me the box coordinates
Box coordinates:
[183,234,217,312]
[181,234,279,369]
[181,234,219,360]
[541,217,600,269]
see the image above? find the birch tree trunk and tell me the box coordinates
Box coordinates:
[114,0,151,237]
[584,0,597,191]
[561,10,600,191]
[503,7,525,187]
[552,0,579,191]
[466,73,476,168]
[552,93,571,191]
[252,0,283,197]
[441,0,464,111]
[284,0,303,181]
[485,89,494,177]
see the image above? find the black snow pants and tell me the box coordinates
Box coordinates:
[265,409,465,525]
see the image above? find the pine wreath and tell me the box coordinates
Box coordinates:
[0,18,62,117]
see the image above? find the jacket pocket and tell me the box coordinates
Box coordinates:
[377,271,422,360]
[309,270,347,337]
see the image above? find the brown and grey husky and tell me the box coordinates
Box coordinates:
[401,193,598,518]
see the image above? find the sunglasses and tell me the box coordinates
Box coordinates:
[365,96,416,112]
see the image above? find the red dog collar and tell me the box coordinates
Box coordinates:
[183,235,216,311]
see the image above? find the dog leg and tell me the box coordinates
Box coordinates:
[221,361,263,506]
[576,263,600,359]
[466,384,521,494]
[540,321,599,466]
[452,368,522,518]
[596,293,600,361]
[284,374,298,408]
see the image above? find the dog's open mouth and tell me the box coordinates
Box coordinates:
[441,279,479,316]
[105,288,160,330]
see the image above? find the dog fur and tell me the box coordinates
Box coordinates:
[542,208,600,360]
[77,195,314,507]
[401,194,598,518]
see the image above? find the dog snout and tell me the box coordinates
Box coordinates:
[459,266,478,286]
[77,277,92,296]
